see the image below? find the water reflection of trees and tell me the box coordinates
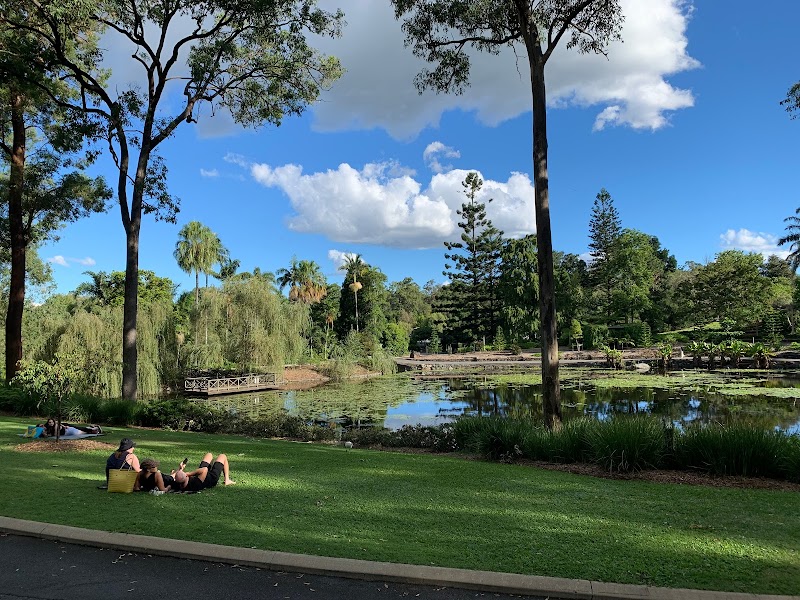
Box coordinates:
[192,375,800,433]
[449,379,800,432]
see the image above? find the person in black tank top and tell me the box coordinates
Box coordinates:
[135,458,175,493]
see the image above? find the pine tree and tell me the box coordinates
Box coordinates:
[439,173,503,345]
[588,188,622,322]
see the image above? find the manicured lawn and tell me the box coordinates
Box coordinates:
[1,416,798,595]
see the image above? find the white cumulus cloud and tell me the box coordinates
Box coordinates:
[48,255,69,267]
[200,168,219,178]
[312,0,699,139]
[719,229,789,260]
[76,257,96,266]
[250,152,537,249]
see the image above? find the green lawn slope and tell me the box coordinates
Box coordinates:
[1,416,797,595]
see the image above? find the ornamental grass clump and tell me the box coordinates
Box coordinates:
[453,416,533,460]
[781,436,800,483]
[586,416,668,473]
[674,423,793,478]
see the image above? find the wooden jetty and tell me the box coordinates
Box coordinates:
[184,373,281,396]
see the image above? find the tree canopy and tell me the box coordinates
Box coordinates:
[0,0,344,399]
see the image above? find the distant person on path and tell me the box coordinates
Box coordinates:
[171,453,235,492]
[135,458,175,494]
[105,438,141,484]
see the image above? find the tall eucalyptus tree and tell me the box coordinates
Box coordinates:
[0,17,110,381]
[391,0,623,427]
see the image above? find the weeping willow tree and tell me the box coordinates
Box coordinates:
[187,277,309,372]
[24,297,177,398]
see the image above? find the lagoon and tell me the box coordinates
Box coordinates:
[189,370,800,434]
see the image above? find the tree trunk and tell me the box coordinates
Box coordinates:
[529,59,562,429]
[354,291,359,332]
[121,145,148,401]
[4,91,27,382]
[121,224,140,400]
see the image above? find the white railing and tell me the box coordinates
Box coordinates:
[184,373,277,394]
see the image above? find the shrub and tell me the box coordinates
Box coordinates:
[342,426,393,447]
[586,417,668,473]
[63,394,103,423]
[673,423,794,478]
[99,398,143,426]
[494,326,507,352]
[383,322,411,356]
[364,347,397,375]
[0,384,37,415]
[583,324,608,350]
[547,418,593,463]
[601,345,624,369]
[137,398,194,428]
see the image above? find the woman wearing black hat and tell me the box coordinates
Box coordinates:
[104,438,141,485]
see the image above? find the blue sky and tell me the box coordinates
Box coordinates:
[39,0,799,299]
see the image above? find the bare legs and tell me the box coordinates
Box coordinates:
[183,452,234,486]
[214,453,235,485]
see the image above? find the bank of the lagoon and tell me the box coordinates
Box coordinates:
[190,368,800,434]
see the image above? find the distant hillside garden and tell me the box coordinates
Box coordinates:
[1,185,797,398]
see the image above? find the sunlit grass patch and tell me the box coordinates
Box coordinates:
[1,415,799,595]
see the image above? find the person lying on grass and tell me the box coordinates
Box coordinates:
[171,453,235,492]
[135,458,175,494]
[39,418,102,437]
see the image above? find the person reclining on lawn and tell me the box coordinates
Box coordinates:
[171,453,235,492]
[135,458,175,494]
[39,418,102,437]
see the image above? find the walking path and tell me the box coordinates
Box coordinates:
[1,517,795,600]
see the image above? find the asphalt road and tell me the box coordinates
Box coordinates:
[0,534,543,600]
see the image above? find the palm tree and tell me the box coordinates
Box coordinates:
[277,257,327,304]
[74,271,113,306]
[340,254,366,332]
[779,207,800,272]
[174,221,220,304]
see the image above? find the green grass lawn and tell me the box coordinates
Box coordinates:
[1,416,798,595]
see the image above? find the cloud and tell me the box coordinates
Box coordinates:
[250,153,537,249]
[328,249,359,271]
[423,142,461,173]
[47,255,96,267]
[224,153,250,168]
[48,255,69,267]
[200,168,219,178]
[312,0,698,139]
[719,229,790,260]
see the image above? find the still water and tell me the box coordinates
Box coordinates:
[189,374,800,434]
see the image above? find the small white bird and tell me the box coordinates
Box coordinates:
[344,441,353,450]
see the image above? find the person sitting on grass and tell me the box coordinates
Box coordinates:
[135,458,175,494]
[171,453,235,492]
[105,438,140,484]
